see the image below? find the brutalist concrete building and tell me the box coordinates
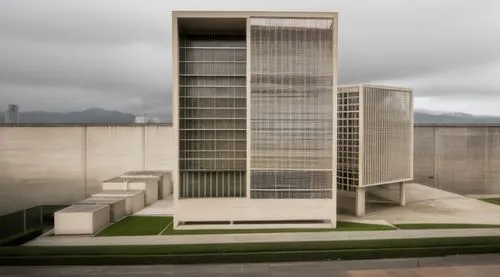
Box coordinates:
[172,11,338,228]
[337,85,413,216]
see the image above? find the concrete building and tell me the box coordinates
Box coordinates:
[172,11,338,228]
[337,85,413,216]
[4,104,20,124]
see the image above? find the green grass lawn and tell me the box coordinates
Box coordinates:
[2,236,500,265]
[481,198,500,206]
[97,216,173,236]
[95,216,395,236]
[395,223,500,230]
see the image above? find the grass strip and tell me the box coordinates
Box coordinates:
[97,216,173,236]
[3,236,500,257]
[1,244,500,265]
[481,198,500,206]
[0,228,43,246]
[396,223,500,230]
[96,216,394,237]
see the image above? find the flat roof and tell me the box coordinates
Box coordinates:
[58,205,108,213]
[173,11,337,18]
[104,176,158,183]
[92,190,144,196]
[339,84,413,92]
[122,170,171,176]
[0,123,172,127]
[77,197,125,205]
[415,123,500,127]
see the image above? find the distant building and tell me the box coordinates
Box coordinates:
[5,104,20,123]
[135,115,160,124]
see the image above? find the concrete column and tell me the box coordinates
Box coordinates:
[355,187,366,217]
[399,182,406,206]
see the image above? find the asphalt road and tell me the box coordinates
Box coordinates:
[1,254,500,277]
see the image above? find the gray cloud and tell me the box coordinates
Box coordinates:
[0,0,499,118]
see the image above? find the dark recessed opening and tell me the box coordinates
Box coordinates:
[233,220,330,225]
[179,221,231,226]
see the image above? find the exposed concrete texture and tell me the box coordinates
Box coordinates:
[355,188,365,217]
[54,204,110,235]
[0,125,174,214]
[76,197,126,222]
[134,196,174,216]
[92,190,145,215]
[24,227,500,246]
[414,125,500,195]
[3,255,500,277]
[340,183,500,225]
[399,182,406,206]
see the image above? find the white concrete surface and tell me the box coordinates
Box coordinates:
[175,198,337,228]
[134,196,174,216]
[121,171,172,199]
[25,228,500,246]
[127,178,159,205]
[54,205,110,235]
[76,197,126,222]
[101,177,129,191]
[0,125,174,214]
[356,187,365,216]
[92,190,145,214]
[341,183,500,225]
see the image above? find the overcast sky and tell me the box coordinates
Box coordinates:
[1,0,499,119]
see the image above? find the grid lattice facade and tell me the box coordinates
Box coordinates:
[178,35,247,198]
[337,87,359,192]
[337,85,413,190]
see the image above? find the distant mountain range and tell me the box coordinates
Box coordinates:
[414,110,500,124]
[0,108,136,124]
[1,108,499,124]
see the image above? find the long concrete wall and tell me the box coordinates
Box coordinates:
[0,124,174,214]
[2,123,500,214]
[414,124,500,195]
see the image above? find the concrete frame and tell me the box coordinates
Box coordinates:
[172,11,338,229]
[338,84,413,216]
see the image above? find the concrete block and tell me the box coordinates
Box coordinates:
[127,178,159,205]
[92,190,145,214]
[76,197,126,222]
[54,205,110,235]
[121,171,172,199]
[101,177,129,191]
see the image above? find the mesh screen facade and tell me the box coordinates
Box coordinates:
[249,18,335,199]
[337,85,413,190]
[173,12,338,227]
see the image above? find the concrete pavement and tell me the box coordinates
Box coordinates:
[339,183,500,225]
[24,228,500,246]
[2,254,500,276]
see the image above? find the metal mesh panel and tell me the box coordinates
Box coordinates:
[337,86,360,192]
[249,17,335,199]
[363,87,413,186]
[179,35,246,198]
